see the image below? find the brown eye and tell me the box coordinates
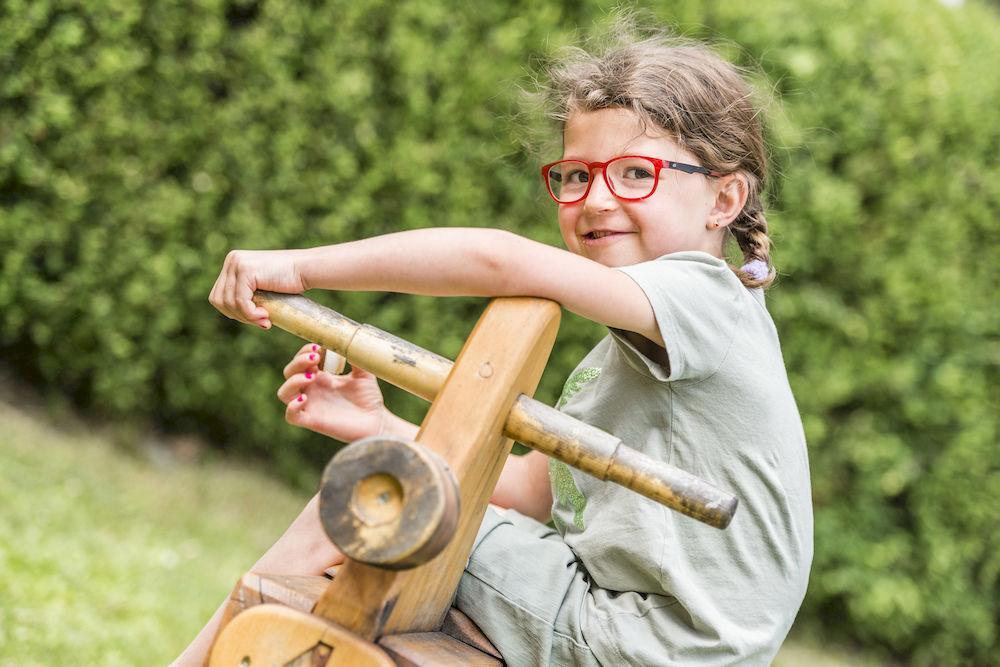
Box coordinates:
[624,167,654,179]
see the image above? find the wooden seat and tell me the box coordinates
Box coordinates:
[220,570,503,666]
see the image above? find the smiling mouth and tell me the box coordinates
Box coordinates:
[582,230,630,245]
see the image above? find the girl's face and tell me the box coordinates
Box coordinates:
[557,108,725,267]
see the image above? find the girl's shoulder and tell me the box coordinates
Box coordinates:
[613,251,767,383]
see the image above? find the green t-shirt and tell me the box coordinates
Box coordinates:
[550,251,813,665]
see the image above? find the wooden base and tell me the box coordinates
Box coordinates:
[381,632,502,666]
[209,603,395,667]
[213,571,503,666]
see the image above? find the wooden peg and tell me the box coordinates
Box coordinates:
[321,348,348,375]
[319,436,460,570]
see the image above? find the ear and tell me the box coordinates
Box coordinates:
[707,174,749,229]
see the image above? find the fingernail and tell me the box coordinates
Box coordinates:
[312,344,318,352]
[309,354,315,361]
[305,372,312,379]
[297,394,304,402]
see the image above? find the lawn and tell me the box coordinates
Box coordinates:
[0,388,880,665]
[0,393,310,666]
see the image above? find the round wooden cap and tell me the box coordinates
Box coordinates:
[319,435,460,570]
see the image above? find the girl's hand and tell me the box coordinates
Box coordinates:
[208,249,308,329]
[278,343,388,443]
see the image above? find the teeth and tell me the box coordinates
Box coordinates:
[588,231,612,239]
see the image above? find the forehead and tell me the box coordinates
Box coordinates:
[562,108,685,159]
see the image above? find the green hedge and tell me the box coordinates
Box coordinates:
[694,3,999,663]
[1,0,997,663]
[0,0,603,481]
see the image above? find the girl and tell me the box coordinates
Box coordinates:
[177,24,812,667]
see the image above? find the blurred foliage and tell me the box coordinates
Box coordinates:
[0,0,997,664]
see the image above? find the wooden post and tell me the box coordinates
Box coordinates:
[312,297,560,639]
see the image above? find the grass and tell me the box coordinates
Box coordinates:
[0,393,312,666]
[0,387,882,665]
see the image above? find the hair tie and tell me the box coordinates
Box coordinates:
[740,259,769,281]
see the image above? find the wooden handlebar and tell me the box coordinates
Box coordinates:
[254,291,738,529]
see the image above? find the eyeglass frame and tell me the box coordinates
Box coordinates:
[540,155,723,204]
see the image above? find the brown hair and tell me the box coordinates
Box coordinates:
[537,16,775,288]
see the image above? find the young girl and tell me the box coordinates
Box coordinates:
[177,25,812,667]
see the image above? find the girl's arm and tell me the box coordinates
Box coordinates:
[210,228,662,346]
[489,450,553,522]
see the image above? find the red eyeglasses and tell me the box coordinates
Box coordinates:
[540,155,721,204]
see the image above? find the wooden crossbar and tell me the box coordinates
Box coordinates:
[255,291,738,529]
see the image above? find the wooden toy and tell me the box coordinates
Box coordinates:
[206,292,737,666]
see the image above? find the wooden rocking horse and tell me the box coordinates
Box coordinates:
[206,292,738,666]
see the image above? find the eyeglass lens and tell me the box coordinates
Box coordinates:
[547,157,658,202]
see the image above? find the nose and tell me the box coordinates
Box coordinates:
[582,167,618,214]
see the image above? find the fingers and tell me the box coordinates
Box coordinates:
[283,343,350,379]
[277,370,318,405]
[284,391,309,424]
[283,344,324,379]
[239,278,271,328]
[348,363,377,380]
[278,359,376,403]
[222,254,245,323]
[278,343,336,404]
[207,251,270,328]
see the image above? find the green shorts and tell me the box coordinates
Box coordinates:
[454,507,603,667]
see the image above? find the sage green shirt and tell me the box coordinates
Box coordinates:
[549,251,813,665]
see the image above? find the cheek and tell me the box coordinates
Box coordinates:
[557,207,579,244]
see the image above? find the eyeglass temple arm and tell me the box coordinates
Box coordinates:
[666,160,722,177]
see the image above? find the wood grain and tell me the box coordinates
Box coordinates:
[379,632,503,666]
[212,571,503,662]
[313,297,560,638]
[255,292,451,401]
[440,608,503,660]
[209,603,395,667]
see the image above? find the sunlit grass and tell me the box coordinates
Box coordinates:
[0,397,311,666]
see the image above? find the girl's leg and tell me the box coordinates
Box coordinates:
[455,506,602,667]
[170,493,344,666]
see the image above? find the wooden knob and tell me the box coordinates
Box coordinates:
[319,436,460,570]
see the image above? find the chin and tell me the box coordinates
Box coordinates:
[587,249,641,268]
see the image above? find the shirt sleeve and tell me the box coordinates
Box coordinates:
[611,251,746,383]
